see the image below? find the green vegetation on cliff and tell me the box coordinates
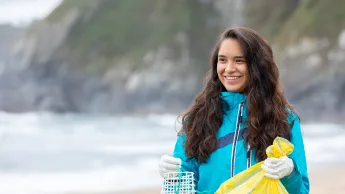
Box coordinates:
[277,0,345,44]
[45,0,345,74]
[246,0,345,45]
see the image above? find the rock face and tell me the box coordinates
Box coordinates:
[0,0,344,122]
[281,35,345,122]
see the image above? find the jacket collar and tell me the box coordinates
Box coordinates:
[221,92,246,108]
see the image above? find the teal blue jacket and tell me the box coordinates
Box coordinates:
[173,92,310,193]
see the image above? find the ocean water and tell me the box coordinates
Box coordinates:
[0,112,344,194]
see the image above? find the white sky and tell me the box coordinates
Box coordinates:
[0,0,62,26]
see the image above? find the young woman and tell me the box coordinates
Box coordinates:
[158,27,309,193]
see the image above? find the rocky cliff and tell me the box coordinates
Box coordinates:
[1,0,344,122]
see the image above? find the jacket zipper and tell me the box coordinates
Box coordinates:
[231,102,244,177]
[247,145,252,169]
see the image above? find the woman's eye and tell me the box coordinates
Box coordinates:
[236,59,245,63]
[218,58,226,62]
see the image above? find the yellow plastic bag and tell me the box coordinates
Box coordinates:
[216,137,294,194]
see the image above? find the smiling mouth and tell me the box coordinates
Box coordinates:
[224,76,241,80]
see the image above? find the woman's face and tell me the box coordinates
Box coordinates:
[217,38,248,93]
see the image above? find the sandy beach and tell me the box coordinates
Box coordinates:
[111,164,345,194]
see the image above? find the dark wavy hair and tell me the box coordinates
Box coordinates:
[180,27,295,163]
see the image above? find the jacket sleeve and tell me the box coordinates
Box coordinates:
[173,133,200,187]
[281,117,310,193]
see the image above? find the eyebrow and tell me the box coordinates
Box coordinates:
[218,55,245,59]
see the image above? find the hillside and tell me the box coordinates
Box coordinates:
[3,0,345,122]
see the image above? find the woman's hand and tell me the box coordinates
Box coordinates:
[158,154,182,178]
[261,156,294,179]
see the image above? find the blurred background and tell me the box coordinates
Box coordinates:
[0,0,344,193]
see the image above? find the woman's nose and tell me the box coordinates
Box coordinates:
[225,62,235,72]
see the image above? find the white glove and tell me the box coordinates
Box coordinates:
[158,154,182,178]
[261,156,294,179]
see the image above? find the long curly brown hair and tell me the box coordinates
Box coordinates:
[181,27,295,163]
